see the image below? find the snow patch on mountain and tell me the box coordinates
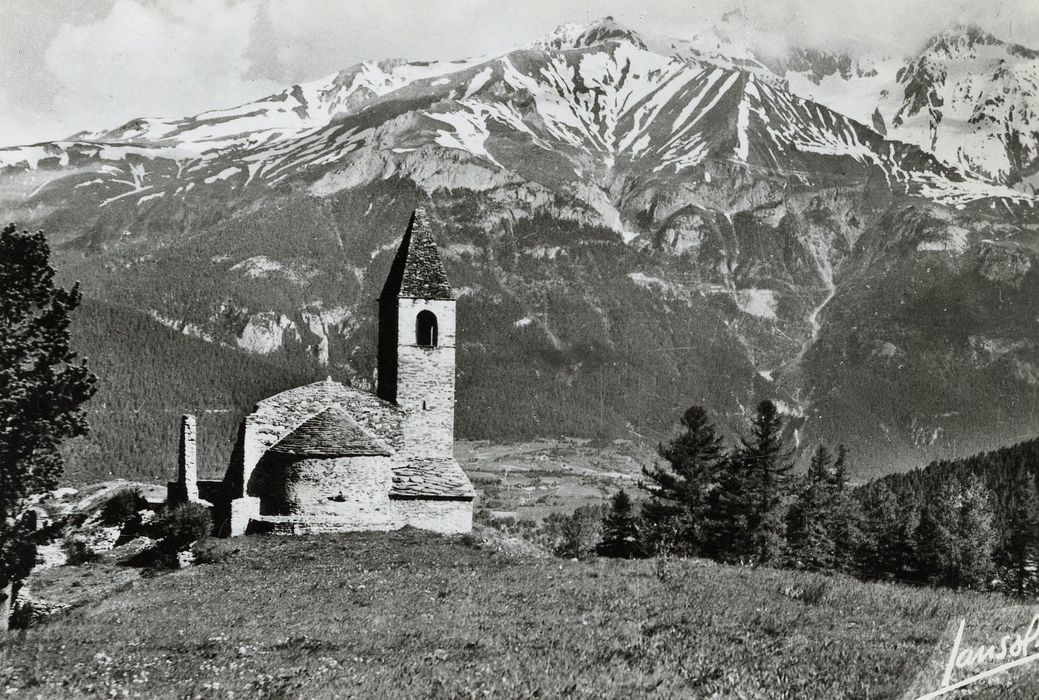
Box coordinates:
[0,17,1036,218]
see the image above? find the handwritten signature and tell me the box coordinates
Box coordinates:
[916,614,1039,699]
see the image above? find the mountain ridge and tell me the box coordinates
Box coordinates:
[2,17,1039,476]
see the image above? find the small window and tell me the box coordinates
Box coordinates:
[416,310,438,347]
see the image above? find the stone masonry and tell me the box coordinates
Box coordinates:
[395,297,456,460]
[166,414,200,505]
[179,414,200,502]
[172,206,475,537]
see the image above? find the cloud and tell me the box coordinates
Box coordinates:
[41,0,279,137]
[713,0,1039,57]
[1,0,1037,147]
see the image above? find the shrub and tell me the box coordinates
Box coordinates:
[552,505,604,559]
[781,579,831,606]
[100,487,145,525]
[63,536,99,565]
[153,503,213,551]
[192,539,240,565]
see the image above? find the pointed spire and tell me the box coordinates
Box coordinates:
[380,207,453,300]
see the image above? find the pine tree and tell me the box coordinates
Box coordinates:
[785,445,835,570]
[1002,469,1039,594]
[828,445,863,573]
[857,481,907,579]
[894,500,922,581]
[706,453,753,562]
[598,489,640,558]
[956,475,996,589]
[639,405,725,556]
[739,400,793,564]
[0,224,96,628]
[555,505,604,560]
[914,481,960,586]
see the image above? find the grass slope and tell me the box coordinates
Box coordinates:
[1,530,1032,698]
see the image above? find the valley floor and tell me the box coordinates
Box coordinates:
[1,529,1036,698]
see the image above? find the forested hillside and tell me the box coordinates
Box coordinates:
[863,437,1039,571]
[63,299,320,484]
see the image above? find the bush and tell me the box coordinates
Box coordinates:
[100,488,145,525]
[552,505,604,559]
[153,503,213,551]
[192,539,239,565]
[781,579,831,606]
[63,536,99,565]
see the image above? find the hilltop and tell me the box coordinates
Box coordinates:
[1,529,1032,698]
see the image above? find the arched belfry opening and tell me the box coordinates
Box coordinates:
[416,310,438,347]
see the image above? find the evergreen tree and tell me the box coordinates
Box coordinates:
[639,405,725,556]
[857,481,912,580]
[828,445,863,573]
[956,475,996,589]
[738,400,793,564]
[894,500,922,580]
[555,505,604,560]
[785,445,835,570]
[1002,469,1039,594]
[706,453,753,562]
[1,224,96,628]
[598,489,640,558]
[914,481,960,586]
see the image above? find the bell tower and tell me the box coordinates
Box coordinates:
[377,208,456,459]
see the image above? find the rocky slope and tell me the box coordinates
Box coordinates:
[1,18,1038,475]
[779,25,1039,194]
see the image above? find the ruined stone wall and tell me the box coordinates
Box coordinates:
[393,499,472,534]
[179,415,199,501]
[396,298,456,459]
[251,454,394,520]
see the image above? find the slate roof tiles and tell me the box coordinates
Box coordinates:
[390,459,476,500]
[268,405,391,457]
[380,207,454,301]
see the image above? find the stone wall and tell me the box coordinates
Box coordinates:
[229,497,260,537]
[250,454,395,521]
[247,516,398,535]
[393,499,472,534]
[197,480,225,505]
[395,298,456,459]
[178,414,199,501]
[397,298,456,348]
[231,380,404,499]
[243,498,472,536]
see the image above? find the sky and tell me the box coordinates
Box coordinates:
[1,0,1038,148]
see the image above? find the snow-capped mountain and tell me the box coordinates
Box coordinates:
[0,17,1032,216]
[779,25,1039,194]
[2,17,1039,474]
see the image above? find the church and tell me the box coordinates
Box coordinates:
[167,208,476,536]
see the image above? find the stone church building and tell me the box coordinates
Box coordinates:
[168,208,475,535]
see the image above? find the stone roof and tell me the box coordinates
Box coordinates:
[390,459,476,500]
[380,207,454,300]
[268,406,391,457]
[253,377,402,414]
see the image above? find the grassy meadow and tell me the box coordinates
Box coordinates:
[2,529,1036,698]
